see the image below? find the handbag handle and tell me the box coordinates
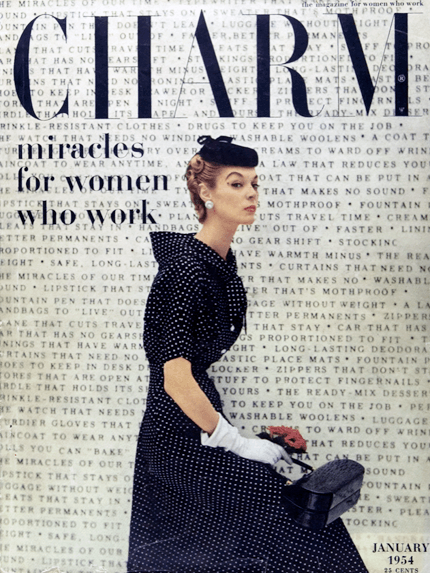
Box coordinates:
[257,432,314,472]
[291,457,314,471]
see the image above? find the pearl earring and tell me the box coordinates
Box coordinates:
[205,200,214,209]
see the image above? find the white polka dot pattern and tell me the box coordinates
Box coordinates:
[128,232,368,573]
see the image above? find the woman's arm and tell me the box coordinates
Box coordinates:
[164,356,292,465]
[164,357,219,434]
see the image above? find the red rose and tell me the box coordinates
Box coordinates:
[267,426,307,453]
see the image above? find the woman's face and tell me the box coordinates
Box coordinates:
[207,166,259,227]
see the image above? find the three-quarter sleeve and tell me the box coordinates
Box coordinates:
[143,260,204,365]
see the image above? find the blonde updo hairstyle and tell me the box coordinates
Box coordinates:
[186,154,224,223]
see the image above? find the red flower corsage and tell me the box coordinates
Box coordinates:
[267,426,307,453]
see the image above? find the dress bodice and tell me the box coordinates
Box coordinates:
[143,232,247,371]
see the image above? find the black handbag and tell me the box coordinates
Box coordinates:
[258,432,364,531]
[281,458,364,531]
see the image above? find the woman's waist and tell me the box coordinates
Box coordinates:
[147,380,221,407]
[148,362,214,388]
[149,360,211,376]
[146,372,222,414]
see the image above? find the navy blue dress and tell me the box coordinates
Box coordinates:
[128,232,368,573]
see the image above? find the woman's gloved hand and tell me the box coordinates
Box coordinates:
[201,413,292,466]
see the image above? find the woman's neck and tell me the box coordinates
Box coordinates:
[194,222,237,260]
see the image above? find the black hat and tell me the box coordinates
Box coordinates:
[197,135,258,167]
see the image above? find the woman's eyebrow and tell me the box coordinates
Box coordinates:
[225,172,258,181]
[225,171,245,179]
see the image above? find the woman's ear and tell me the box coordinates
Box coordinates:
[199,184,212,204]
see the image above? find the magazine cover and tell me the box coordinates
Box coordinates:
[0,0,429,571]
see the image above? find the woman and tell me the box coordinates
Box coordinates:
[128,135,368,573]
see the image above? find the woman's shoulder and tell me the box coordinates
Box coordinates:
[154,255,209,293]
[146,259,209,309]
[159,254,206,277]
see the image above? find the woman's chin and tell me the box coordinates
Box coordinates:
[240,210,257,223]
[220,211,257,228]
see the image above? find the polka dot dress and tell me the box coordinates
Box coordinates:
[127,232,368,573]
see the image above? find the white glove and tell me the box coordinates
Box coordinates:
[201,413,292,466]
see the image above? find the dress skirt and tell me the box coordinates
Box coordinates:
[127,367,368,573]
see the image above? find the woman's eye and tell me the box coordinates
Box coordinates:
[231,182,242,188]
[253,184,259,190]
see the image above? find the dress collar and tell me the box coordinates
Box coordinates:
[150,232,238,280]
